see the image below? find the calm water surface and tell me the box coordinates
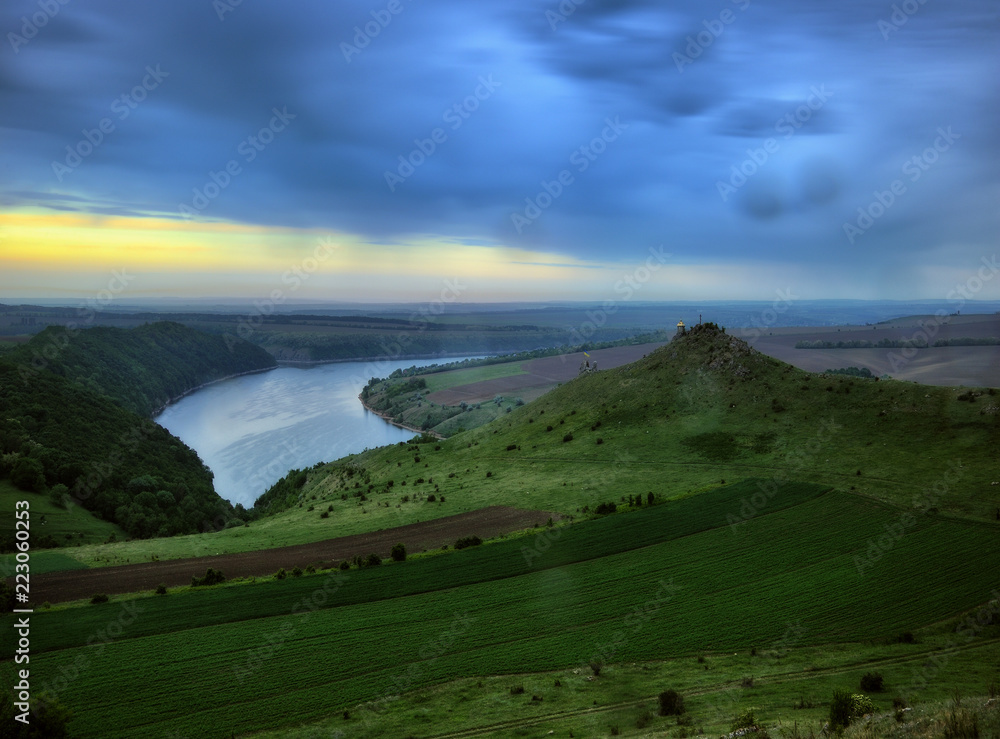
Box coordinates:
[155,357,478,507]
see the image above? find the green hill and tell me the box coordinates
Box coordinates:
[256,321,996,529]
[10,321,276,416]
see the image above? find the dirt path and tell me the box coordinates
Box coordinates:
[31,505,561,603]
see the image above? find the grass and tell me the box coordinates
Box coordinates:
[55,324,999,569]
[422,361,528,394]
[0,479,124,570]
[6,480,999,738]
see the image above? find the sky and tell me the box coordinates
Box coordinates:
[1,0,998,304]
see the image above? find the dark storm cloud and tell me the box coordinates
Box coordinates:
[0,0,997,285]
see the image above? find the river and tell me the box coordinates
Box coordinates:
[154,357,479,508]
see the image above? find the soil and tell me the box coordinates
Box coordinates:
[31,505,562,603]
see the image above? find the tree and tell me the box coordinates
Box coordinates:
[49,484,69,509]
[391,543,407,561]
[658,689,685,716]
[11,457,46,493]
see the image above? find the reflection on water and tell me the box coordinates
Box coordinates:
[155,357,477,508]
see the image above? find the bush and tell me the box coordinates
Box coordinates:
[589,660,602,677]
[90,593,109,604]
[510,685,525,695]
[427,494,436,502]
[11,456,46,493]
[191,568,226,587]
[829,689,874,729]
[829,689,853,729]
[594,502,617,515]
[562,433,573,443]
[860,671,884,692]
[658,689,685,716]
[292,566,303,577]
[455,535,483,550]
[155,583,167,595]
[391,543,406,562]
[364,552,382,567]
[339,560,350,571]
[732,708,762,732]
[320,511,329,518]
[275,568,287,580]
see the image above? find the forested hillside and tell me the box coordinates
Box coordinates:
[0,323,275,548]
[10,321,276,416]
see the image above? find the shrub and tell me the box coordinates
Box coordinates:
[510,685,525,695]
[320,511,329,518]
[391,543,406,562]
[596,438,603,444]
[830,688,875,730]
[155,583,167,595]
[364,552,382,567]
[506,444,517,451]
[658,689,685,716]
[860,671,884,692]
[732,708,762,732]
[339,560,350,571]
[455,535,483,550]
[594,502,617,515]
[562,433,573,442]
[191,568,225,587]
[292,566,303,577]
[90,593,109,604]
[427,494,436,502]
[275,568,287,580]
[589,660,602,677]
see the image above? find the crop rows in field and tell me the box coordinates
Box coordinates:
[11,484,1000,737]
[23,479,829,654]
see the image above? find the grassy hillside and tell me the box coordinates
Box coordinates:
[54,321,998,568]
[10,321,276,417]
[6,480,998,738]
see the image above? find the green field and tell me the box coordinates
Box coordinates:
[422,362,528,394]
[5,479,999,738]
